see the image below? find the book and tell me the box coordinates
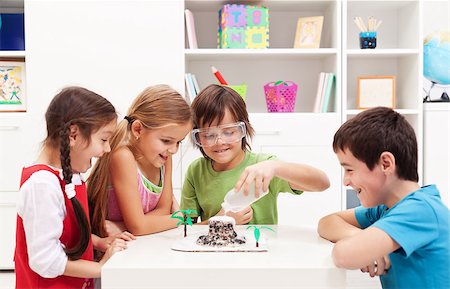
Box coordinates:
[313,72,326,112]
[321,73,335,112]
[191,74,200,96]
[185,9,198,49]
[184,73,195,103]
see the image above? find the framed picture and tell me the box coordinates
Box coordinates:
[0,60,26,112]
[294,16,324,48]
[358,76,396,109]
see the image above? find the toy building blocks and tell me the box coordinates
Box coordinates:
[218,4,269,49]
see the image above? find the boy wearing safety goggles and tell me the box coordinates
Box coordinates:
[180,84,330,224]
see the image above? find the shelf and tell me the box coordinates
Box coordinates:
[346,49,419,59]
[185,0,339,49]
[0,0,24,11]
[185,48,338,60]
[186,1,338,12]
[0,51,26,58]
[346,0,419,11]
[346,109,419,116]
[345,1,420,50]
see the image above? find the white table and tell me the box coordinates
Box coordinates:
[102,225,345,289]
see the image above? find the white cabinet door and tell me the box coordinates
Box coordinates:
[0,115,43,192]
[250,113,342,228]
[424,103,450,208]
[0,192,17,269]
[257,144,341,228]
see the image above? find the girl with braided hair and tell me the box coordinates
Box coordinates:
[15,86,134,289]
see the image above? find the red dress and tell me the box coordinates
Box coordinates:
[15,165,94,289]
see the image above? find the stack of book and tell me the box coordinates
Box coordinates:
[313,72,335,113]
[184,73,200,103]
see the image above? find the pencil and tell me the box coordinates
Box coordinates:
[211,66,228,85]
[375,20,382,31]
[354,17,365,32]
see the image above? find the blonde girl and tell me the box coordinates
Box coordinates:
[88,85,192,237]
[15,86,132,289]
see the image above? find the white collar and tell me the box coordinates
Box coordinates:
[58,170,84,185]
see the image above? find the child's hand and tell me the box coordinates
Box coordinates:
[235,160,277,197]
[97,231,136,252]
[225,206,253,224]
[361,255,391,277]
[98,238,128,266]
[105,220,126,237]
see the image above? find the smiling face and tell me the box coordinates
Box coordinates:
[200,109,246,171]
[70,119,117,173]
[336,148,389,208]
[135,121,192,168]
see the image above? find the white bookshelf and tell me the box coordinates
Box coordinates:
[0,0,25,271]
[342,0,423,209]
[184,0,341,113]
[182,0,343,228]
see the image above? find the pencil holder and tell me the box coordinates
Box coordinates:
[359,32,377,49]
[228,84,247,101]
[264,81,298,112]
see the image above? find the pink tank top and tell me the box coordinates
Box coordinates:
[107,167,164,221]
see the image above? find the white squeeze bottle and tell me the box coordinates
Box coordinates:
[221,182,269,213]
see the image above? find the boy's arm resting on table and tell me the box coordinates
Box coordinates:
[318,209,398,271]
[317,209,362,242]
[109,149,178,236]
[332,226,399,270]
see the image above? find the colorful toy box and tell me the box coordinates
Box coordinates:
[218,4,269,49]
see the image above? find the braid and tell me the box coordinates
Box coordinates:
[59,123,72,183]
[59,122,91,260]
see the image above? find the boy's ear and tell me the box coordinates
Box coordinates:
[379,151,396,174]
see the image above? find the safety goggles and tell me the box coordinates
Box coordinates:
[192,122,246,148]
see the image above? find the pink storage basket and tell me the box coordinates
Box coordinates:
[264,81,298,112]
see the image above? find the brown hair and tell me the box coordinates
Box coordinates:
[333,106,418,182]
[88,84,192,237]
[191,84,254,159]
[44,86,116,260]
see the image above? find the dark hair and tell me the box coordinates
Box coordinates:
[44,86,116,260]
[191,84,254,159]
[333,106,418,182]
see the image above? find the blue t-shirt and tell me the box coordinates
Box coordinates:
[355,185,450,289]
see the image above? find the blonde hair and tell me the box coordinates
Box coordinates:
[88,85,192,237]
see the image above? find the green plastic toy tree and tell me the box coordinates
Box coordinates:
[246,225,275,247]
[171,209,198,237]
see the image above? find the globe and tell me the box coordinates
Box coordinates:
[424,30,450,85]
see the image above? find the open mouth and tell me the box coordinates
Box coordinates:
[159,154,168,161]
[214,147,229,153]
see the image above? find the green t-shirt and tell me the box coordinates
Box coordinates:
[180,151,303,224]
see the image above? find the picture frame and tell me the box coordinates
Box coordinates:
[358,76,396,109]
[294,16,324,48]
[0,59,26,112]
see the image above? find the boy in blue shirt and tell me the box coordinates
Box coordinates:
[318,107,449,289]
